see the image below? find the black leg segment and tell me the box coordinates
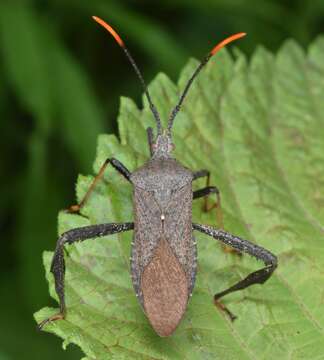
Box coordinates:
[193,169,210,182]
[193,185,224,231]
[192,170,219,213]
[68,158,132,213]
[193,186,219,200]
[109,158,132,182]
[193,223,277,318]
[38,222,134,329]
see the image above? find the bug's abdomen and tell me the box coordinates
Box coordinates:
[141,237,188,336]
[131,184,196,336]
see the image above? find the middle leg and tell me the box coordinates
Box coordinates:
[193,169,238,253]
[193,169,223,226]
[193,170,212,211]
[193,185,223,230]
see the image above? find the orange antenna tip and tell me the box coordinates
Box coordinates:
[92,16,124,47]
[210,32,246,56]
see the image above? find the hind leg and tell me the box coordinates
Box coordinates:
[38,222,134,329]
[193,223,277,321]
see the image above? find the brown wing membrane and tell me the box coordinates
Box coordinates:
[141,238,188,337]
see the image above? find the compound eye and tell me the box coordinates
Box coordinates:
[152,143,158,151]
[169,143,175,152]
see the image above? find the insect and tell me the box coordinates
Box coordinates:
[38,16,277,337]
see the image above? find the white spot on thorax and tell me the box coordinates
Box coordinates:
[161,214,165,221]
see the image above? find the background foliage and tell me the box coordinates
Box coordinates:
[1,0,324,359]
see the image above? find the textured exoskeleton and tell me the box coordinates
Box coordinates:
[38,17,277,337]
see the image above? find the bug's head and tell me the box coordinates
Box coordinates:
[92,16,246,155]
[151,131,175,158]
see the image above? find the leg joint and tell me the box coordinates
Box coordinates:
[58,233,68,247]
[266,254,278,270]
[103,158,112,166]
[207,186,219,194]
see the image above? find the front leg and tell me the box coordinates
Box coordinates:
[193,223,277,320]
[68,158,131,213]
[38,222,134,329]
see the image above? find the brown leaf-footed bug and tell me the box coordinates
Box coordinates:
[38,16,277,337]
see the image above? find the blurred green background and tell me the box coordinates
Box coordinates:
[1,0,324,359]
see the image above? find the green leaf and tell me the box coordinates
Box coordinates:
[35,37,324,359]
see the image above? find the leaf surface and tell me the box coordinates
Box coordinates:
[35,38,324,359]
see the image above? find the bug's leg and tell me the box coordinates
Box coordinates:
[193,170,237,254]
[193,223,277,321]
[193,186,223,230]
[193,169,210,194]
[37,222,134,329]
[193,169,210,181]
[193,169,221,215]
[193,185,237,254]
[68,158,131,213]
[147,127,154,156]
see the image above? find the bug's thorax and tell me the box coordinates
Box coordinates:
[131,156,192,211]
[130,133,193,195]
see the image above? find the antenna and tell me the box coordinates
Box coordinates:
[167,32,246,134]
[92,16,162,135]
